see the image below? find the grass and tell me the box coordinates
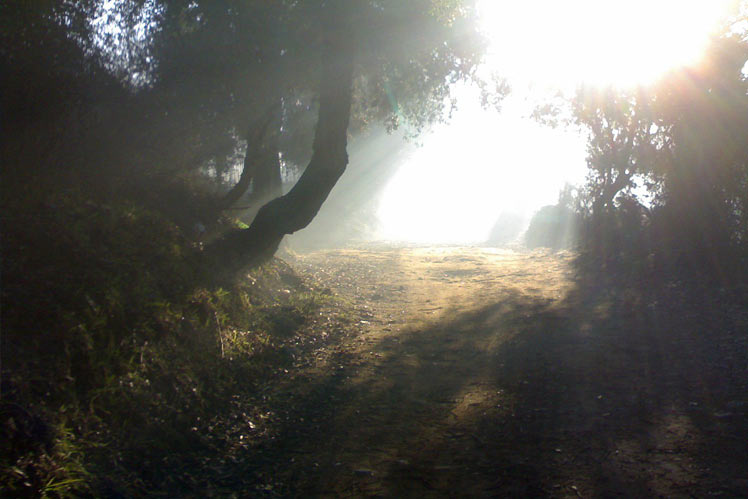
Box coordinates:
[0,188,337,496]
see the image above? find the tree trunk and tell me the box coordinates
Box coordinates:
[207,40,354,269]
[250,120,282,205]
[594,169,633,215]
[221,104,280,210]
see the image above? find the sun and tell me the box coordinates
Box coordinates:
[374,1,737,244]
[478,0,735,89]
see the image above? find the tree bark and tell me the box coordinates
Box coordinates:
[221,104,279,210]
[207,39,354,269]
[593,167,633,216]
[250,118,282,205]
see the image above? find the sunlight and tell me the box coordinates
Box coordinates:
[376,1,735,244]
[376,88,587,243]
[479,0,734,88]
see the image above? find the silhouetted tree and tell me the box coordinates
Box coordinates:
[572,86,669,216]
[567,23,748,270]
[651,35,748,257]
[1,0,487,268]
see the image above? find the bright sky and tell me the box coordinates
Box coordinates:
[377,89,586,243]
[376,0,734,243]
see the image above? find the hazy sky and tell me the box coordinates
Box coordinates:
[375,0,734,243]
[376,87,587,243]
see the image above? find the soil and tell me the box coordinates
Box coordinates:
[240,246,748,497]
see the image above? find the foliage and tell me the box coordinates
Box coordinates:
[2,0,487,192]
[572,85,670,215]
[561,24,748,274]
[0,2,492,492]
[525,204,578,250]
[0,189,339,496]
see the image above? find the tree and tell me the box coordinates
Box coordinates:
[2,0,488,268]
[651,35,748,252]
[566,24,748,267]
[572,86,670,217]
[220,103,283,211]
[190,3,486,262]
[525,204,577,249]
[208,25,356,264]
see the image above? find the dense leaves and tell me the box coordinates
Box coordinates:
[2,0,485,190]
[561,23,748,271]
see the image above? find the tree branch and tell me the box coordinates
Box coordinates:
[207,36,355,269]
[220,103,280,210]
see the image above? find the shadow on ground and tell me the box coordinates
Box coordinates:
[234,255,748,497]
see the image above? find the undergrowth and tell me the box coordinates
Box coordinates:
[1,189,334,496]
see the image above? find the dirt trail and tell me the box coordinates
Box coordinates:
[254,246,748,497]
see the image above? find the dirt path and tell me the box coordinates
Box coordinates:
[251,246,748,497]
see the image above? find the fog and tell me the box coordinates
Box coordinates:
[285,127,415,249]
[289,88,588,249]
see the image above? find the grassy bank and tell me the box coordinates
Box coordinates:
[0,189,345,496]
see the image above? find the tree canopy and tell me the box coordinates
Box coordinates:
[2,0,491,266]
[557,23,748,265]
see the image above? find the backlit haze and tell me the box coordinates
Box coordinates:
[373,0,734,244]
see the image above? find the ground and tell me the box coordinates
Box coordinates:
[235,246,748,497]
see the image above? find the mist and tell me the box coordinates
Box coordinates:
[6,2,748,496]
[289,87,588,249]
[285,127,416,249]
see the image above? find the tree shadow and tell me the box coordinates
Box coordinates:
[236,254,748,497]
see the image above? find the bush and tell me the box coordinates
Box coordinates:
[0,188,331,496]
[524,204,578,249]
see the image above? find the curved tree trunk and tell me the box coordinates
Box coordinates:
[207,40,354,269]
